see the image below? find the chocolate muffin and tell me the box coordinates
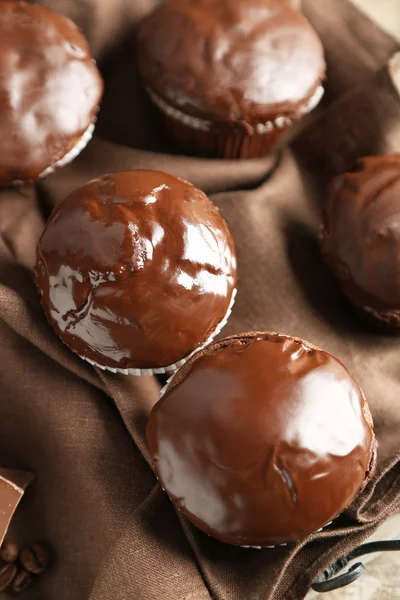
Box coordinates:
[137,0,325,159]
[147,332,377,547]
[0,0,103,185]
[321,155,400,331]
[35,170,237,375]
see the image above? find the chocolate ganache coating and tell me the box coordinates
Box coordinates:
[137,0,325,124]
[147,333,377,547]
[0,0,103,185]
[35,170,237,371]
[322,155,400,321]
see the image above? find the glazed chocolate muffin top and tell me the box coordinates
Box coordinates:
[322,155,400,313]
[147,332,377,547]
[35,170,237,371]
[0,0,103,185]
[137,0,325,124]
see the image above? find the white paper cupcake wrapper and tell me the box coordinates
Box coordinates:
[300,84,325,115]
[83,287,237,376]
[146,86,325,135]
[241,518,335,550]
[38,119,96,180]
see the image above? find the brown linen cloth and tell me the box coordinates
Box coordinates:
[1,0,400,598]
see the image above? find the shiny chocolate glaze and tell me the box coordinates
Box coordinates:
[0,1,103,185]
[35,170,237,370]
[137,0,325,124]
[147,333,376,547]
[322,155,400,314]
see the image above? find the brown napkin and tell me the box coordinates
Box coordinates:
[1,1,400,599]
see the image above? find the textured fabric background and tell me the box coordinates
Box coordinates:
[1,1,400,599]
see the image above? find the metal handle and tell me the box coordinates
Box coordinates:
[312,540,400,593]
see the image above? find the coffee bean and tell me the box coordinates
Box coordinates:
[12,570,33,593]
[0,563,17,592]
[32,543,51,570]
[20,543,50,575]
[0,538,19,563]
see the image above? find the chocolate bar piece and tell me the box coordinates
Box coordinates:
[0,470,34,546]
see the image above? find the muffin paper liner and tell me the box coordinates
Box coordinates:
[240,519,335,550]
[82,287,237,376]
[38,119,97,180]
[146,86,324,159]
